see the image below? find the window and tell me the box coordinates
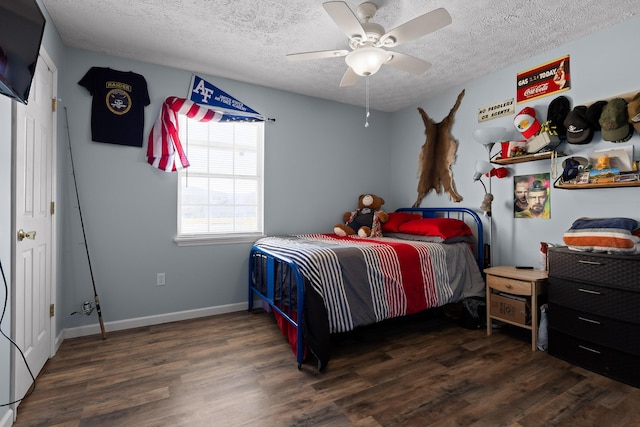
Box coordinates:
[175,116,264,246]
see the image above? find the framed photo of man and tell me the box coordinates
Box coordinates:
[514,173,551,219]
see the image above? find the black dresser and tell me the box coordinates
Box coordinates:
[547,247,640,387]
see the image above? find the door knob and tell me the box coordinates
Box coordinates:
[17,229,36,241]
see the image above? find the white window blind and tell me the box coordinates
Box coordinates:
[176,116,264,245]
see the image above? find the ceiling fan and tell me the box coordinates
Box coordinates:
[286,1,452,87]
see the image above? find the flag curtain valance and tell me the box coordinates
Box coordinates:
[147,97,220,172]
[146,96,264,172]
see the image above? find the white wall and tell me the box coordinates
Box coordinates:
[388,15,640,268]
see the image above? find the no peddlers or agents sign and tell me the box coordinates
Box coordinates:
[516,55,570,103]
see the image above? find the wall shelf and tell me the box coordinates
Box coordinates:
[580,90,639,107]
[491,151,565,165]
[554,180,640,190]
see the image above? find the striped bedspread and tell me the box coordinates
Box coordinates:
[254,234,485,334]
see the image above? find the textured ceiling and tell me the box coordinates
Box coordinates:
[41,0,639,112]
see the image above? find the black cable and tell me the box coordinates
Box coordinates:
[0,257,36,406]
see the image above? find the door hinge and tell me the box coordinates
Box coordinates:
[50,201,55,215]
[50,304,55,317]
[51,98,57,112]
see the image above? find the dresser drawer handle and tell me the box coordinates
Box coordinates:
[578,288,601,295]
[578,345,601,354]
[578,316,601,325]
[578,260,602,265]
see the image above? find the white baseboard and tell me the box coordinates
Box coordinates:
[54,329,64,353]
[0,408,13,427]
[63,302,248,339]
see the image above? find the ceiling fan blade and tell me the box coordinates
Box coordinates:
[286,49,349,61]
[380,8,452,47]
[323,1,367,41]
[386,52,432,75]
[339,67,360,87]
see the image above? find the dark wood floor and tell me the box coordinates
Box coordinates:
[12,307,640,426]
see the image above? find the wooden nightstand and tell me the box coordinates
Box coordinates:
[484,266,548,351]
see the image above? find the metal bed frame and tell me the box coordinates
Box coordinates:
[248,207,484,369]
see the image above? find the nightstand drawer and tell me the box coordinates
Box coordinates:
[487,275,532,295]
[548,304,640,356]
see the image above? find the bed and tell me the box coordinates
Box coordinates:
[248,207,486,370]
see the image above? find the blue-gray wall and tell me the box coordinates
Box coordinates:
[59,48,392,329]
[1,6,639,423]
[58,14,640,332]
[388,15,640,268]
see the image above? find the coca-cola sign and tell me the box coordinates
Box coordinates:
[523,83,550,98]
[517,55,570,103]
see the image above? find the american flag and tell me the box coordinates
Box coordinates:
[147,97,263,172]
[146,97,221,172]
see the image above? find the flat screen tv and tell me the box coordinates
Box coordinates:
[0,0,46,104]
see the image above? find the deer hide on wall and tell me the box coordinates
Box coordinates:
[413,89,465,208]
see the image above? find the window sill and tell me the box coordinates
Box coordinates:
[175,233,265,247]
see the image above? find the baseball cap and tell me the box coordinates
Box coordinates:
[514,107,541,139]
[599,98,633,142]
[547,96,571,139]
[528,180,548,193]
[586,100,607,131]
[628,92,640,133]
[563,106,593,144]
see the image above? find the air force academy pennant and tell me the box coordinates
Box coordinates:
[189,75,263,121]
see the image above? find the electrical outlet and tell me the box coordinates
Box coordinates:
[157,272,166,286]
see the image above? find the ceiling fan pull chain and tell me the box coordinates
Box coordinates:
[365,76,370,128]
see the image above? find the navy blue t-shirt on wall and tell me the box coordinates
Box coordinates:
[78,67,150,147]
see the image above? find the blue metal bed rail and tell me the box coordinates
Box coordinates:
[248,245,306,368]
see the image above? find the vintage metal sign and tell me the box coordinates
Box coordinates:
[516,55,570,104]
[478,98,515,122]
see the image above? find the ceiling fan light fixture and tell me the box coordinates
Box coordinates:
[288,2,452,86]
[380,36,396,47]
[345,46,391,76]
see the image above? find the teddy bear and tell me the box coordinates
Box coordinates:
[334,194,389,238]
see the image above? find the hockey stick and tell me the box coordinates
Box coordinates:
[64,107,107,339]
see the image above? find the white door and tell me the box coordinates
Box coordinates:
[12,51,56,405]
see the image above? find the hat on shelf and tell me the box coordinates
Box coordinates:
[599,97,633,142]
[546,95,571,139]
[563,106,593,144]
[514,107,541,139]
[628,92,640,133]
[586,100,607,131]
[561,156,588,182]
